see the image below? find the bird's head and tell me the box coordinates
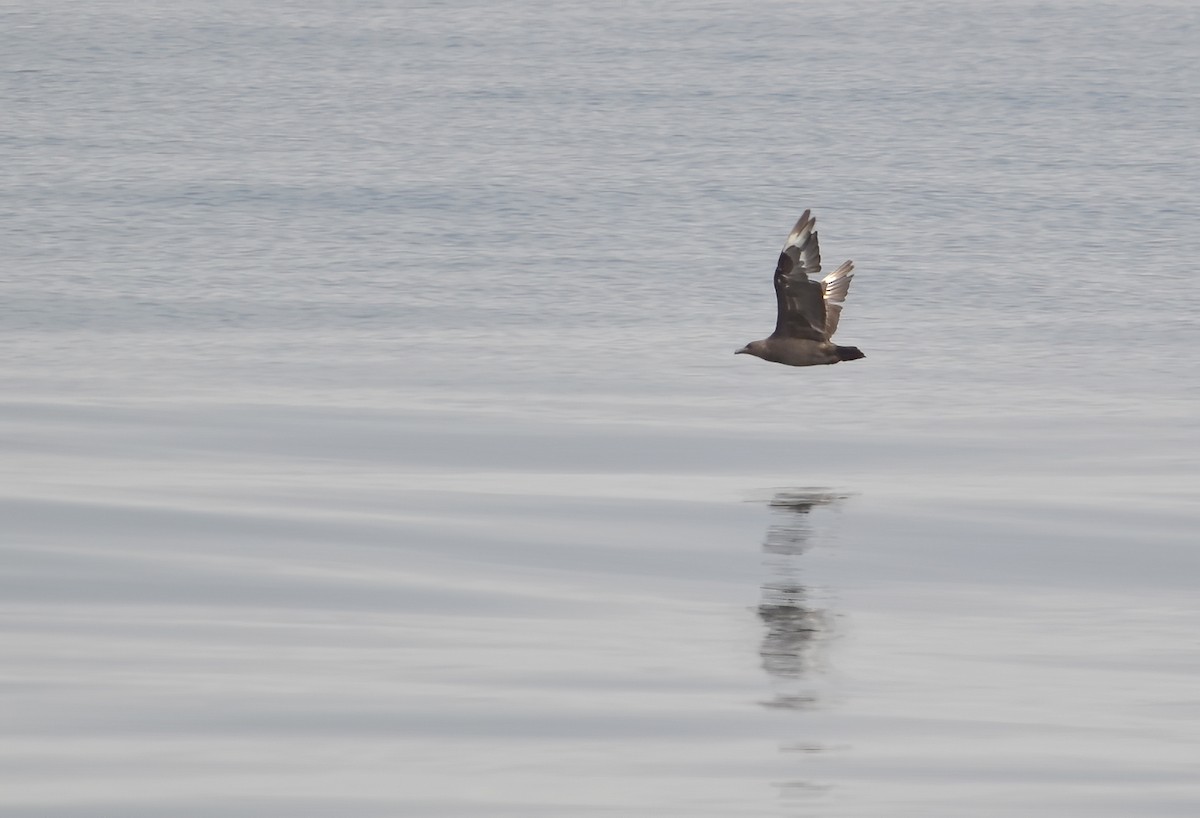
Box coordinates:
[735,340,765,358]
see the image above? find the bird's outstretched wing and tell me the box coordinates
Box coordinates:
[771,210,829,341]
[771,210,855,341]
[819,260,855,339]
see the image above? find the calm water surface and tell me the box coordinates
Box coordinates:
[3,1,1199,815]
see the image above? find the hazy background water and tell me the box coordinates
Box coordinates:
[3,1,1199,815]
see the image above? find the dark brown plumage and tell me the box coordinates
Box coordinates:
[736,210,864,367]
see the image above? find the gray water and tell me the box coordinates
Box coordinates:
[3,1,1199,815]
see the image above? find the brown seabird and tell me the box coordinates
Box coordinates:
[736,210,865,367]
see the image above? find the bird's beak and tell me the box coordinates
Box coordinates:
[734,347,747,355]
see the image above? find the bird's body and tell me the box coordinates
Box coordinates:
[736,210,864,367]
[739,337,858,367]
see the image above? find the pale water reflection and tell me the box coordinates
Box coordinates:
[757,490,849,805]
[759,489,845,709]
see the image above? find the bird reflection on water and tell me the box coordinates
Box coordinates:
[758,489,846,710]
[756,489,848,802]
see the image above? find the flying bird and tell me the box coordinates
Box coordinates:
[736,210,865,366]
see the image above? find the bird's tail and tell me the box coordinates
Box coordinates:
[835,345,865,362]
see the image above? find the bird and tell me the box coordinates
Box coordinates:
[736,210,865,367]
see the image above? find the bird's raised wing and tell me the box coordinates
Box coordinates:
[819,260,855,339]
[770,210,829,341]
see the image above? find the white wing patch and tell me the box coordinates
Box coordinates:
[781,211,822,278]
[820,260,855,339]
